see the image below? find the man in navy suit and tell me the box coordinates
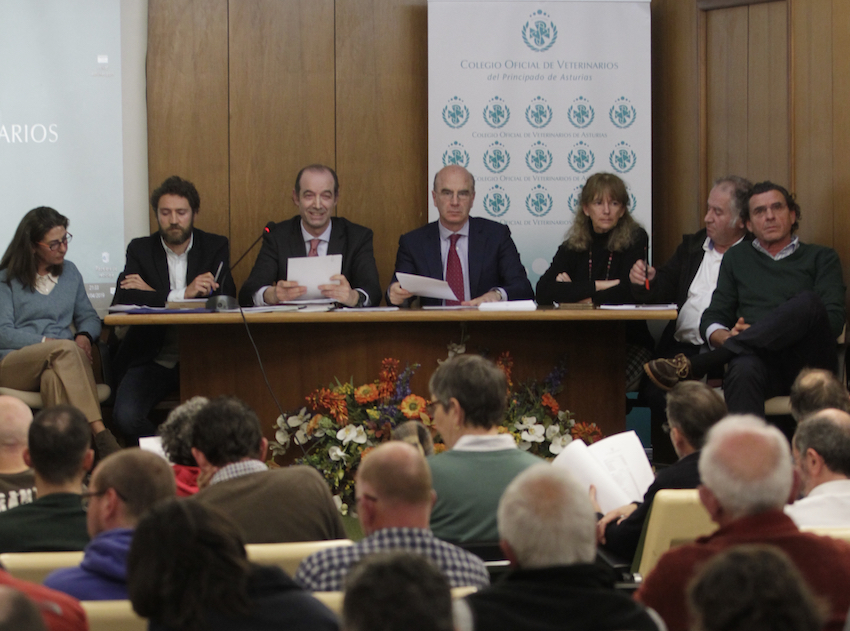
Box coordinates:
[111,176,235,443]
[238,164,381,308]
[387,165,533,307]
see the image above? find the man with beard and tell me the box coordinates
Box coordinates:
[111,176,235,443]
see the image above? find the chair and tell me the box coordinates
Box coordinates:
[81,600,146,631]
[800,526,850,544]
[633,489,716,578]
[0,550,84,584]
[245,539,354,577]
[312,586,479,616]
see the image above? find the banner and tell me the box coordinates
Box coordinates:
[428,0,651,288]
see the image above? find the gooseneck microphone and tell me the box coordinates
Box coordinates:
[205,222,275,312]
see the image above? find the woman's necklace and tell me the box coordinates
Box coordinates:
[588,250,613,282]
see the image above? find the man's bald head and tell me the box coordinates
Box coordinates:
[699,415,793,519]
[790,368,850,422]
[356,442,432,507]
[793,408,850,492]
[0,397,33,450]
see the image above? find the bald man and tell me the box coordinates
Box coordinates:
[295,441,489,591]
[0,396,36,512]
[635,415,850,631]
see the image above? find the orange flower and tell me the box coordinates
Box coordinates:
[354,383,380,405]
[433,443,447,454]
[306,414,323,436]
[307,388,349,425]
[542,392,559,416]
[360,446,376,461]
[399,394,428,419]
[571,422,603,444]
[496,351,514,389]
[378,358,399,400]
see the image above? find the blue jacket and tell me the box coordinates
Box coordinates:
[43,527,132,601]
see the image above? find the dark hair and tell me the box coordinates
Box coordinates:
[712,175,753,223]
[793,412,850,477]
[343,552,454,631]
[190,397,262,465]
[294,164,339,197]
[150,176,201,214]
[158,396,208,466]
[429,355,507,429]
[564,172,643,252]
[666,381,728,450]
[28,405,90,485]
[687,545,826,631]
[127,499,250,631]
[789,368,850,422]
[743,181,801,232]
[93,448,176,522]
[0,207,68,289]
[392,420,435,456]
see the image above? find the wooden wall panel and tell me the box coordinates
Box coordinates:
[335,0,429,293]
[746,2,788,184]
[146,0,229,238]
[706,6,749,181]
[228,0,336,290]
[832,0,850,300]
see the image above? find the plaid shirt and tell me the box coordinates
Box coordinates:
[294,527,490,591]
[209,459,268,486]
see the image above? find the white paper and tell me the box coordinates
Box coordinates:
[478,300,537,311]
[598,304,678,310]
[287,255,343,300]
[587,431,655,504]
[139,436,169,462]
[396,272,460,301]
[552,439,633,513]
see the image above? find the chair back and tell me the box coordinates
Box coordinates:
[245,539,353,576]
[800,526,850,544]
[0,550,84,584]
[81,600,146,631]
[312,586,479,616]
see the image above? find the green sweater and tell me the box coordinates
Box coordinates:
[428,448,542,543]
[700,241,846,341]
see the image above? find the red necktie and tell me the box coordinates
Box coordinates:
[308,239,320,257]
[446,233,464,305]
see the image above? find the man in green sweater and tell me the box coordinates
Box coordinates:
[646,181,846,417]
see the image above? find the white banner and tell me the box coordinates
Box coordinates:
[428,0,651,287]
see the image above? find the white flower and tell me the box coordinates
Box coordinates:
[549,433,573,455]
[518,441,532,451]
[313,428,326,438]
[294,427,309,445]
[329,446,349,462]
[332,495,348,516]
[545,425,561,440]
[337,425,368,445]
[274,428,290,447]
[287,408,309,428]
[521,424,545,443]
[514,416,538,431]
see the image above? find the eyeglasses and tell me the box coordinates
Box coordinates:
[437,190,472,201]
[37,233,72,251]
[80,486,126,510]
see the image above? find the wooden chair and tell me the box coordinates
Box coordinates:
[245,539,354,577]
[0,550,84,584]
[633,489,716,578]
[81,600,146,631]
[313,586,479,616]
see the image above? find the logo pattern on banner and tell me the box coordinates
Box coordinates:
[483,141,511,173]
[630,192,638,213]
[483,185,511,217]
[525,141,553,173]
[567,141,595,174]
[442,97,470,128]
[567,184,584,215]
[610,141,637,173]
[525,97,553,128]
[483,97,511,128]
[442,141,470,167]
[567,96,594,129]
[609,97,637,129]
[522,10,558,52]
[526,185,553,217]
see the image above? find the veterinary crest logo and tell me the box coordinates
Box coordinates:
[566,184,584,214]
[442,97,470,129]
[526,185,553,217]
[483,185,511,218]
[567,97,594,129]
[525,141,553,173]
[522,10,558,53]
[483,141,511,173]
[609,141,637,173]
[442,141,470,167]
[609,97,636,129]
[525,97,553,128]
[567,141,595,174]
[483,97,511,129]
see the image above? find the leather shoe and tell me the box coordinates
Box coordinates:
[644,354,693,391]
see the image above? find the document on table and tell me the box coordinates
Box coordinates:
[598,304,678,310]
[478,300,537,311]
[287,254,342,300]
[396,272,459,302]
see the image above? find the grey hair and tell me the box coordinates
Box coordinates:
[158,396,209,466]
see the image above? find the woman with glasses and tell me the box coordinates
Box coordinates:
[0,207,120,457]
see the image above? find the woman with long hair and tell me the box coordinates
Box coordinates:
[0,207,119,455]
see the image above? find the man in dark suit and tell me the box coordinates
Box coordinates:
[111,176,235,443]
[238,164,381,307]
[387,165,533,307]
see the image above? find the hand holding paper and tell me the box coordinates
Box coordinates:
[395,272,460,301]
[287,254,343,301]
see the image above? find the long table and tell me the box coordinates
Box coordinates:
[105,307,675,438]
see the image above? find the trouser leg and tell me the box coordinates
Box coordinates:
[113,362,179,443]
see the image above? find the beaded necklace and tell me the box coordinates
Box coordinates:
[588,249,614,282]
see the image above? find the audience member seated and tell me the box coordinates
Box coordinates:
[536,172,653,389]
[296,442,489,591]
[0,573,86,631]
[785,408,850,527]
[426,355,541,543]
[595,381,727,561]
[191,396,346,543]
[392,420,435,456]
[635,415,850,631]
[687,545,826,631]
[0,396,36,513]
[0,207,120,458]
[459,464,663,631]
[0,405,92,553]
[790,368,850,422]
[0,586,47,631]
[342,551,454,631]
[127,499,339,631]
[158,396,207,496]
[43,448,176,600]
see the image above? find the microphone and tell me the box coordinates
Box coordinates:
[206,222,275,312]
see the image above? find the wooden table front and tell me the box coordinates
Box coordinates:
[105,308,675,438]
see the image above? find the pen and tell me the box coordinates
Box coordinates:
[644,245,650,290]
[213,262,224,284]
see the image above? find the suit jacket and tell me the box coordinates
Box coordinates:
[388,216,534,306]
[111,229,235,377]
[238,215,381,307]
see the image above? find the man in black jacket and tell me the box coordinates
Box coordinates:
[111,176,235,443]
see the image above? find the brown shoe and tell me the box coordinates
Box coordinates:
[644,354,693,391]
